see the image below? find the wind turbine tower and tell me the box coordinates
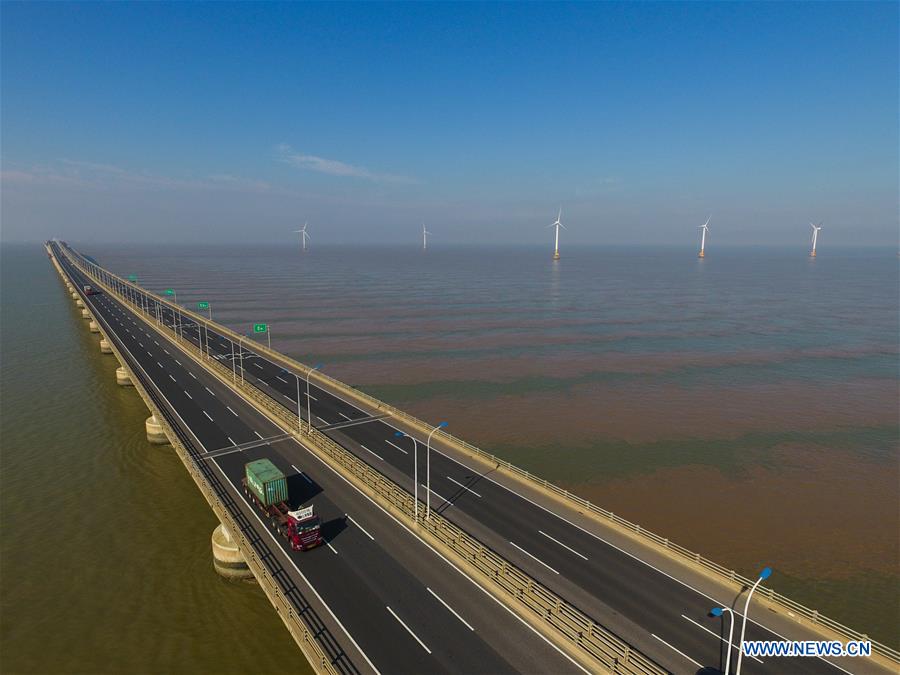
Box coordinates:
[293,223,310,252]
[809,222,822,257]
[698,217,710,258]
[422,224,432,250]
[548,208,566,260]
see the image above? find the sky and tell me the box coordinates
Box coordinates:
[1,1,897,247]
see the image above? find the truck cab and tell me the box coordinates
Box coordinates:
[286,506,322,551]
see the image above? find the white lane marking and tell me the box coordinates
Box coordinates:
[204,387,215,396]
[147,352,152,356]
[509,541,559,575]
[157,361,163,368]
[189,372,197,379]
[168,374,176,382]
[175,360,181,366]
[306,393,318,401]
[226,406,238,417]
[202,411,214,422]
[446,476,482,498]
[276,376,289,384]
[292,466,312,483]
[538,530,589,561]
[386,607,431,654]
[228,437,236,446]
[259,380,270,387]
[347,515,375,541]
[360,445,384,461]
[163,349,169,355]
[154,341,159,345]
[254,431,264,440]
[326,542,338,555]
[316,416,328,424]
[385,439,409,454]
[651,634,703,669]
[680,614,764,663]
[253,363,264,370]
[420,484,452,507]
[426,587,475,631]
[339,412,352,421]
[184,390,192,400]
[281,393,295,402]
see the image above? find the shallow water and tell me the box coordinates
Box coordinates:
[3,242,897,654]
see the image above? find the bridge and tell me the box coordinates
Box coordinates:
[47,240,897,675]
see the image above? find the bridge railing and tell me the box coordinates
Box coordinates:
[50,245,351,675]
[60,243,900,667]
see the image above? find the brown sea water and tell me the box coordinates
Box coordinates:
[0,245,310,674]
[3,242,897,653]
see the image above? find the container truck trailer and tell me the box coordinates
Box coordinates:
[242,459,322,551]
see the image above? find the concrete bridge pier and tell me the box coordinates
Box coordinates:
[81,308,91,319]
[76,298,84,308]
[116,367,133,386]
[145,415,169,444]
[99,337,112,354]
[89,320,100,333]
[211,523,253,580]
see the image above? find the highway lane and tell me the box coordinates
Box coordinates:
[55,246,582,675]
[63,244,883,675]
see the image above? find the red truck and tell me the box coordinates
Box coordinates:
[242,459,322,551]
[82,285,100,295]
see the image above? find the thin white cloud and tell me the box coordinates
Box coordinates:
[276,143,416,184]
[2,159,274,194]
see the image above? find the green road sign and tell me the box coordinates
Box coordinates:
[165,289,175,296]
[253,323,268,333]
[198,301,209,310]
[128,274,137,282]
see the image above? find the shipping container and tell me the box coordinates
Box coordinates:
[244,459,288,507]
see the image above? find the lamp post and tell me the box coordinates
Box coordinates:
[735,567,772,675]
[711,606,736,675]
[231,339,236,383]
[238,335,247,385]
[305,364,322,433]
[395,431,420,521]
[425,422,448,520]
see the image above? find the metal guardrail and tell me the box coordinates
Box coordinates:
[49,246,349,675]
[59,244,665,675]
[60,242,900,667]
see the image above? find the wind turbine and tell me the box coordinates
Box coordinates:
[809,222,822,257]
[422,223,432,250]
[293,223,310,252]
[698,216,710,258]
[547,207,566,260]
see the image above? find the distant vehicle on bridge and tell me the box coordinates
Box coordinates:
[242,459,322,551]
[82,285,100,295]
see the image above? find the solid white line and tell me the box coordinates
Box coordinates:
[651,634,703,669]
[426,587,475,631]
[347,515,375,541]
[385,439,409,454]
[446,476,482,498]
[509,541,559,575]
[226,406,238,417]
[276,376,289,384]
[680,614,764,664]
[204,387,215,396]
[326,542,338,555]
[538,530,589,561]
[420,484,452,507]
[339,412,352,421]
[386,607,431,654]
[184,390,192,400]
[203,411,214,421]
[360,445,384,461]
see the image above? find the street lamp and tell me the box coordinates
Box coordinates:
[281,369,304,435]
[238,335,247,385]
[711,606,735,675]
[395,431,420,521]
[425,422,448,520]
[305,364,322,433]
[735,567,772,675]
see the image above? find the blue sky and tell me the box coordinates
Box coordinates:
[2,2,897,246]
